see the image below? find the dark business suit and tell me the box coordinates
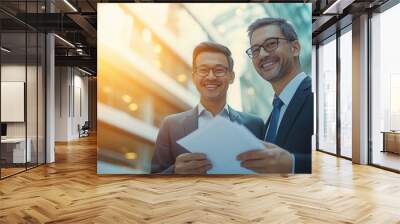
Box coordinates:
[265,76,313,173]
[151,106,265,174]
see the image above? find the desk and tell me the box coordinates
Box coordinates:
[382,131,400,154]
[1,138,31,163]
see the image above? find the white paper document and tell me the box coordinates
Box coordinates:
[177,116,264,174]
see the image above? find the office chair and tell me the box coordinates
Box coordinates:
[79,121,90,138]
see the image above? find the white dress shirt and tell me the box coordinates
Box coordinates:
[277,72,307,129]
[197,103,230,129]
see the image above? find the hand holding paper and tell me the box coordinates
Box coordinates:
[177,116,264,174]
[174,153,212,174]
[237,141,293,173]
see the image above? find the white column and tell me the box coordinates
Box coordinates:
[46,32,55,163]
[352,14,369,164]
[312,45,317,150]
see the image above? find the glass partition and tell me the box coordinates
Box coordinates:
[27,31,38,169]
[1,30,28,177]
[0,1,46,179]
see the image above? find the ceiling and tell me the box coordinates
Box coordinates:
[1,0,98,74]
[0,0,395,75]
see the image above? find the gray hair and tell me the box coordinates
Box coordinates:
[247,18,298,42]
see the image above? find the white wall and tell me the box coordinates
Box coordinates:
[75,71,89,138]
[1,63,46,164]
[55,66,69,141]
[1,66,26,129]
[55,67,89,141]
[1,82,25,122]
[1,65,36,138]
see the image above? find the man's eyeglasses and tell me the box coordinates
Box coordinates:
[194,65,229,77]
[246,37,290,58]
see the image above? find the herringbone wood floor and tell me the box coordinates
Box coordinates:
[0,135,399,224]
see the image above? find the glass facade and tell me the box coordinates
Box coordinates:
[371,3,400,171]
[316,28,353,158]
[339,28,352,158]
[97,3,201,173]
[317,36,337,154]
[315,1,400,172]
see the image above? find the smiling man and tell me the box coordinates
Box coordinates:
[239,18,313,173]
[151,42,265,174]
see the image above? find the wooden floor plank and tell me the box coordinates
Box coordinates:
[0,135,399,223]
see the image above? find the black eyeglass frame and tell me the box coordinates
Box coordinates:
[193,65,230,77]
[246,37,292,58]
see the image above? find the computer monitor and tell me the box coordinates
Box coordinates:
[1,123,7,137]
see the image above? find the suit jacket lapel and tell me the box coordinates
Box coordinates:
[275,76,311,146]
[183,107,198,136]
[228,106,242,124]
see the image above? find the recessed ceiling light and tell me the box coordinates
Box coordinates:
[54,34,75,48]
[322,0,353,15]
[1,47,11,53]
[77,67,92,76]
[63,0,78,12]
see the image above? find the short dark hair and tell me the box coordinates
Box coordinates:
[247,18,298,42]
[192,41,234,71]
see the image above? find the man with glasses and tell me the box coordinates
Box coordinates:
[151,41,266,174]
[239,18,313,173]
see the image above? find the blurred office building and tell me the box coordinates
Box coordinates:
[97,3,311,173]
